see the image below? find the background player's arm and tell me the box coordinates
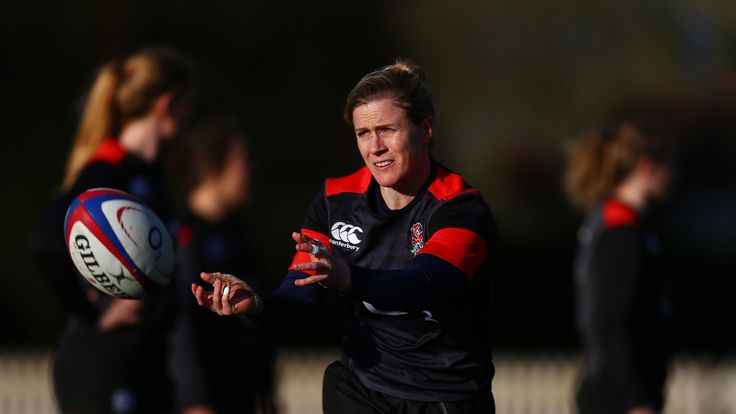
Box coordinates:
[29,219,101,324]
[589,227,651,410]
[29,164,128,326]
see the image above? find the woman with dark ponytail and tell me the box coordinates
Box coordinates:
[30,48,194,414]
[565,118,675,414]
[168,119,278,414]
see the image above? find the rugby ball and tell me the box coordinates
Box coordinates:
[64,188,174,299]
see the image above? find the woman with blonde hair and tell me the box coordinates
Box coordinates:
[565,117,675,414]
[30,47,194,414]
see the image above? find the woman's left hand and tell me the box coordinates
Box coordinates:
[291,232,351,293]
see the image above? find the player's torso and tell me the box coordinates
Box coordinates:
[574,201,671,341]
[72,156,176,328]
[329,188,449,339]
[326,190,434,269]
[322,174,493,399]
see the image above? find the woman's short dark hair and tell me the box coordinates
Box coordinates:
[344,58,436,126]
[173,117,246,195]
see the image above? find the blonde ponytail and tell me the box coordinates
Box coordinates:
[61,62,120,190]
[61,48,193,191]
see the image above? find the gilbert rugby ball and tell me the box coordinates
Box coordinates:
[64,188,174,299]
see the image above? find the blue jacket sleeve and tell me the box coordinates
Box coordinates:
[348,195,496,313]
[349,254,466,312]
[255,187,329,326]
[257,270,325,326]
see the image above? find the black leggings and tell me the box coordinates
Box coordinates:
[53,319,172,414]
[322,361,495,414]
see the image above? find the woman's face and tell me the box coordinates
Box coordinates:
[648,161,674,201]
[352,98,432,191]
[217,140,251,208]
[159,91,193,140]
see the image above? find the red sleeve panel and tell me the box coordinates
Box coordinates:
[417,227,487,279]
[428,165,480,201]
[325,167,372,196]
[289,228,332,276]
[89,138,127,165]
[603,198,638,229]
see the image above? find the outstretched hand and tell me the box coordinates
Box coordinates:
[191,272,263,316]
[291,232,351,293]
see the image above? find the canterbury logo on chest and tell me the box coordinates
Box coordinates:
[329,221,363,252]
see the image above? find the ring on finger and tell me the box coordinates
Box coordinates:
[310,243,321,255]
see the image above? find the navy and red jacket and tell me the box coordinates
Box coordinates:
[574,198,672,414]
[28,138,178,411]
[30,138,175,324]
[260,162,497,401]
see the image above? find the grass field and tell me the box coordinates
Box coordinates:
[1,349,734,414]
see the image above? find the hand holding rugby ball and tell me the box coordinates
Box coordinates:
[64,188,174,299]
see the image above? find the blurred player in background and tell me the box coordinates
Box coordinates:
[29,48,194,414]
[565,118,675,414]
[168,119,277,414]
[193,59,497,414]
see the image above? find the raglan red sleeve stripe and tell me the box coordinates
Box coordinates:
[288,228,332,276]
[89,138,127,165]
[428,167,480,200]
[417,227,487,279]
[325,167,372,196]
[603,198,638,229]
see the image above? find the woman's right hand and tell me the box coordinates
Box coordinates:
[291,231,351,293]
[97,298,144,332]
[192,272,263,316]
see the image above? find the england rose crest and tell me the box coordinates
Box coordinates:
[410,222,424,256]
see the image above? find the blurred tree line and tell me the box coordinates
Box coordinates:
[1,0,735,352]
